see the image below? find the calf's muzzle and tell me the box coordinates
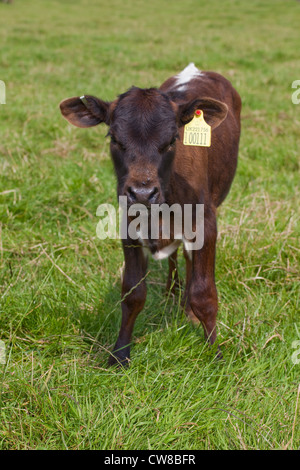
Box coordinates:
[125,185,160,207]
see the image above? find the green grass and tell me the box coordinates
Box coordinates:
[0,0,299,450]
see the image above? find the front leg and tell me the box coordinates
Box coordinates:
[189,207,219,345]
[108,240,148,367]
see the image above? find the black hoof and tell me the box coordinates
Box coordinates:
[215,345,224,362]
[108,347,130,368]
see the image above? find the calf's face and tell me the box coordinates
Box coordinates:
[60,87,228,206]
[107,87,179,207]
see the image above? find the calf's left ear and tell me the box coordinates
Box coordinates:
[59,95,112,128]
[176,97,228,130]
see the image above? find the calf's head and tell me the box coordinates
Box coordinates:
[60,86,228,206]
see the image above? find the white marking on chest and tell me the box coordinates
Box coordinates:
[152,240,181,260]
[136,229,194,261]
[182,237,193,260]
[174,63,203,90]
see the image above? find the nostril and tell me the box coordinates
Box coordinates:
[126,186,137,201]
[148,187,159,202]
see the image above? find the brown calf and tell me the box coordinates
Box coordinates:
[60,63,241,366]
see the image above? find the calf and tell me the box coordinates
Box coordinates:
[60,63,241,366]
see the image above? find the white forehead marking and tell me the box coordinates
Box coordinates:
[175,63,203,89]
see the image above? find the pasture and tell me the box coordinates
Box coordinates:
[0,0,299,450]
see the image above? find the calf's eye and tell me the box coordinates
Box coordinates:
[161,136,178,153]
[110,135,126,151]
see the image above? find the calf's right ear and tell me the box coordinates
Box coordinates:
[59,95,112,128]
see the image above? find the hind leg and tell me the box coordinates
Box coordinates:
[182,246,200,325]
[166,249,179,293]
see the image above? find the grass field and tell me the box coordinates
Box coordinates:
[0,0,299,450]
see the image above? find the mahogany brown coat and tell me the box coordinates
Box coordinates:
[60,64,242,366]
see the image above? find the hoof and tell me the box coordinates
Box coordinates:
[215,345,224,362]
[108,348,130,368]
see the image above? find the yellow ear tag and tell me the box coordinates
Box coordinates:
[183,110,211,147]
